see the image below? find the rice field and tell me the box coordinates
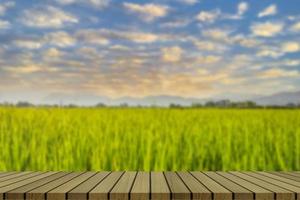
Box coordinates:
[0,107,299,171]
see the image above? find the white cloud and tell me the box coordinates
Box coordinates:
[43,48,63,58]
[259,68,299,79]
[291,22,300,32]
[251,22,283,37]
[281,42,300,53]
[45,31,76,47]
[14,40,43,49]
[161,46,183,62]
[4,65,43,74]
[195,55,221,64]
[75,29,110,45]
[123,2,169,22]
[177,0,198,5]
[161,19,190,28]
[109,45,130,51]
[218,2,248,20]
[124,32,159,43]
[21,6,78,28]
[237,2,248,16]
[202,28,231,42]
[257,49,283,58]
[100,29,159,43]
[258,4,277,18]
[55,0,110,9]
[235,36,260,48]
[0,20,10,29]
[194,40,228,52]
[0,1,15,16]
[74,28,160,44]
[196,9,221,23]
[283,60,300,67]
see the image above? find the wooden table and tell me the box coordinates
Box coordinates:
[0,171,299,200]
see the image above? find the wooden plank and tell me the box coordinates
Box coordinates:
[164,172,190,200]
[204,172,253,200]
[217,172,274,200]
[110,171,137,200]
[245,172,300,197]
[190,172,232,200]
[270,172,300,182]
[0,171,32,183]
[285,172,300,177]
[259,172,300,187]
[283,172,300,179]
[130,172,150,200]
[89,172,124,200]
[0,172,54,200]
[68,172,110,200]
[177,172,211,200]
[6,172,68,200]
[0,172,18,178]
[230,172,294,200]
[151,172,170,200]
[0,172,39,188]
[26,172,84,200]
[47,172,96,200]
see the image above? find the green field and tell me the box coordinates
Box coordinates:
[0,107,299,171]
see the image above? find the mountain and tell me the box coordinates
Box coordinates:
[42,93,111,106]
[112,95,207,106]
[40,91,300,106]
[42,93,207,106]
[253,91,300,105]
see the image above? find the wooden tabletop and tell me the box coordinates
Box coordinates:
[0,171,299,200]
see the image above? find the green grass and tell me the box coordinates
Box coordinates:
[0,107,299,171]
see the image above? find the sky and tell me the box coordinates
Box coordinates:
[0,0,300,103]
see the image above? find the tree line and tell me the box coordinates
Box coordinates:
[0,100,300,109]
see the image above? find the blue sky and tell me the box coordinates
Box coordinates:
[0,0,300,102]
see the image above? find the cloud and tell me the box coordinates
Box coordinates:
[281,42,300,53]
[291,21,300,32]
[21,6,78,28]
[0,20,10,29]
[256,49,283,58]
[237,2,249,16]
[4,63,61,74]
[55,0,110,9]
[14,40,43,49]
[195,55,221,64]
[75,29,110,45]
[122,32,159,43]
[45,31,76,47]
[216,2,248,20]
[258,4,277,18]
[194,40,228,52]
[234,35,261,48]
[161,19,190,28]
[6,65,42,73]
[123,2,169,22]
[161,46,183,62]
[43,48,63,58]
[258,68,299,79]
[98,29,160,43]
[177,0,198,5]
[251,22,283,37]
[202,28,232,42]
[196,9,221,23]
[0,1,15,16]
[284,60,300,67]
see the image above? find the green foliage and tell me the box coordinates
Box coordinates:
[0,107,299,171]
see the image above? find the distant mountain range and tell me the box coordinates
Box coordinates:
[42,90,300,106]
[254,91,300,105]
